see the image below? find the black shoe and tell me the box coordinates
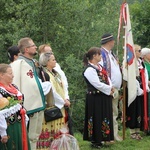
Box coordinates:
[91,143,102,149]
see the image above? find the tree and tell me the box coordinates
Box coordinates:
[131,0,150,47]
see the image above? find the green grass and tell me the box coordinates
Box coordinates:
[74,129,150,150]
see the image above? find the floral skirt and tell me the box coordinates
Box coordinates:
[36,108,66,150]
[83,93,114,143]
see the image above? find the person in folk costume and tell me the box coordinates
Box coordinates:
[99,33,122,141]
[83,47,114,149]
[0,64,31,150]
[38,44,73,135]
[38,44,70,106]
[11,37,51,150]
[37,52,70,149]
[141,47,150,135]
[126,44,149,140]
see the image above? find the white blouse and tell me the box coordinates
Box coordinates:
[84,64,112,95]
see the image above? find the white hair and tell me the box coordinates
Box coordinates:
[39,52,53,67]
[141,48,150,57]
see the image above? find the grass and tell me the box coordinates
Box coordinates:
[74,129,150,150]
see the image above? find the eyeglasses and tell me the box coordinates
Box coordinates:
[26,44,36,48]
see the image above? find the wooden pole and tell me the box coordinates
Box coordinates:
[122,0,127,140]
[117,0,127,140]
[122,80,126,140]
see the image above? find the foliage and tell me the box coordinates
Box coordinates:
[131,0,150,47]
[70,98,85,133]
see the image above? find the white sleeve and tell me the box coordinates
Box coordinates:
[38,78,52,95]
[0,94,7,136]
[54,63,69,99]
[84,67,112,95]
[0,114,7,136]
[51,87,65,109]
[25,114,29,127]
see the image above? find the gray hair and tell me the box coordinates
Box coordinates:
[18,37,32,54]
[39,52,53,67]
[141,48,150,57]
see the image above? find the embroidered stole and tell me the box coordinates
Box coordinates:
[101,48,111,78]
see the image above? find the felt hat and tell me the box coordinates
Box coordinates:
[101,33,114,44]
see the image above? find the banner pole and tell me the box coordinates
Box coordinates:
[122,0,127,140]
[122,80,126,140]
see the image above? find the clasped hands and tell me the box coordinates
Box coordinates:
[110,87,115,96]
[64,99,71,107]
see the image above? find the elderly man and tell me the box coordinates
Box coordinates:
[99,33,122,141]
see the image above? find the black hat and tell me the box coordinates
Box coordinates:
[101,33,114,44]
[7,45,20,62]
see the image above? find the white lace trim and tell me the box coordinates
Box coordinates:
[0,104,22,118]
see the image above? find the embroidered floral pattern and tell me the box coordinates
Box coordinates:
[126,116,141,124]
[37,128,62,149]
[88,116,93,138]
[98,68,109,84]
[127,116,131,121]
[101,118,110,138]
[27,69,34,78]
[7,113,21,124]
[9,114,15,123]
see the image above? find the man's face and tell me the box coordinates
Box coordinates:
[26,40,37,57]
[109,40,115,49]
